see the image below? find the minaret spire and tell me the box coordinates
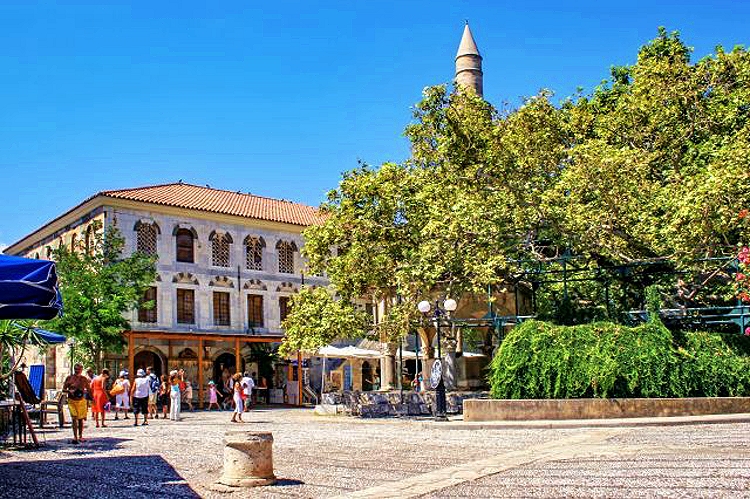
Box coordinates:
[455,22,483,97]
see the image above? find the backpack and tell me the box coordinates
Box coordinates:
[149,374,160,393]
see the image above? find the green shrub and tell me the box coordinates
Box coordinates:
[489,319,750,399]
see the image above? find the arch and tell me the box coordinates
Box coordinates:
[209,230,233,244]
[171,224,198,238]
[133,219,161,234]
[172,272,199,285]
[213,352,245,395]
[275,239,298,252]
[209,276,235,288]
[275,282,298,293]
[243,235,266,248]
[243,279,267,291]
[134,347,167,377]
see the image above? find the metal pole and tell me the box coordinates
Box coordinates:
[398,341,403,403]
[434,300,447,421]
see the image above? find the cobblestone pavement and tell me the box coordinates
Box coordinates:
[0,408,749,498]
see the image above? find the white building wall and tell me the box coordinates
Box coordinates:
[111,206,325,335]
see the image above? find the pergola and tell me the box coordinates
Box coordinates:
[126,330,303,409]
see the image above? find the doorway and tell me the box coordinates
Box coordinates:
[134,350,165,377]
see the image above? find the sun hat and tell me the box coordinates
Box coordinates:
[136,368,145,376]
[170,369,178,376]
[119,370,127,377]
[208,380,215,385]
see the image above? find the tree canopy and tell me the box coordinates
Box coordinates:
[282,29,750,351]
[50,222,156,368]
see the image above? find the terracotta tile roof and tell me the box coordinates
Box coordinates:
[102,182,325,226]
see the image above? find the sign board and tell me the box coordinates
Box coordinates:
[430,359,442,389]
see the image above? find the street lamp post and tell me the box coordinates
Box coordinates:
[418,298,457,421]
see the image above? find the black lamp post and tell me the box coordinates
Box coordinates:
[418,298,457,421]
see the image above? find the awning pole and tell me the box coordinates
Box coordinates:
[321,355,326,396]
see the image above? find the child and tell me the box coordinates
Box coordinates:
[207,381,221,411]
[182,377,194,412]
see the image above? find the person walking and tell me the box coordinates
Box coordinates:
[62,363,90,444]
[90,369,110,428]
[241,372,254,412]
[113,371,130,420]
[158,374,170,419]
[130,369,150,426]
[169,370,181,421]
[146,366,159,419]
[230,373,244,423]
[207,381,221,411]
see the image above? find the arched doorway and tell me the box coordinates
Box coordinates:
[134,349,165,377]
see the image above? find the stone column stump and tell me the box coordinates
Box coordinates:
[217,430,276,488]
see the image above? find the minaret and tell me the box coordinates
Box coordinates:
[455,22,483,97]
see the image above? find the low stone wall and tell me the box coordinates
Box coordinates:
[319,390,489,418]
[464,397,750,422]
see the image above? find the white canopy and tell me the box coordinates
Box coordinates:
[317,345,382,359]
[316,345,485,360]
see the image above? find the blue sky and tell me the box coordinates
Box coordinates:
[1,1,748,248]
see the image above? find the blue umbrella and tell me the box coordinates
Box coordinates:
[0,254,63,320]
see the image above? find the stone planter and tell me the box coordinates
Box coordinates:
[464,397,750,422]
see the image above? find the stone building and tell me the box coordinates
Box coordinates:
[5,182,328,406]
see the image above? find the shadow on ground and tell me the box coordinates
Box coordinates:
[0,454,198,499]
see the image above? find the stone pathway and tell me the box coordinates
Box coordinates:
[0,409,749,498]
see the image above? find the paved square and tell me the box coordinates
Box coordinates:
[0,409,749,498]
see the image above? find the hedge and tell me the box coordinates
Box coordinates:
[489,320,750,399]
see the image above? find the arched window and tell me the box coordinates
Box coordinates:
[70,234,77,252]
[175,229,195,263]
[276,240,297,274]
[84,226,93,255]
[244,236,265,271]
[210,231,232,267]
[136,222,159,256]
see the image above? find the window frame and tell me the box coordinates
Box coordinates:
[213,291,231,326]
[138,287,158,323]
[176,288,195,324]
[247,294,264,328]
[175,229,195,263]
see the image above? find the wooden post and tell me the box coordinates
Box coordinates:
[235,337,241,374]
[168,341,173,373]
[128,331,135,383]
[198,337,204,410]
[297,351,302,407]
[286,362,292,405]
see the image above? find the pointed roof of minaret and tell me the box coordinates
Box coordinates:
[456,22,481,59]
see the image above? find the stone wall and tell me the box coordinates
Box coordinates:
[320,390,488,418]
[464,397,750,422]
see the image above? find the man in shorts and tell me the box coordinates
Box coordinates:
[62,363,90,444]
[130,369,150,426]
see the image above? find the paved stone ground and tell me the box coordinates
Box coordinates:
[0,408,749,498]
